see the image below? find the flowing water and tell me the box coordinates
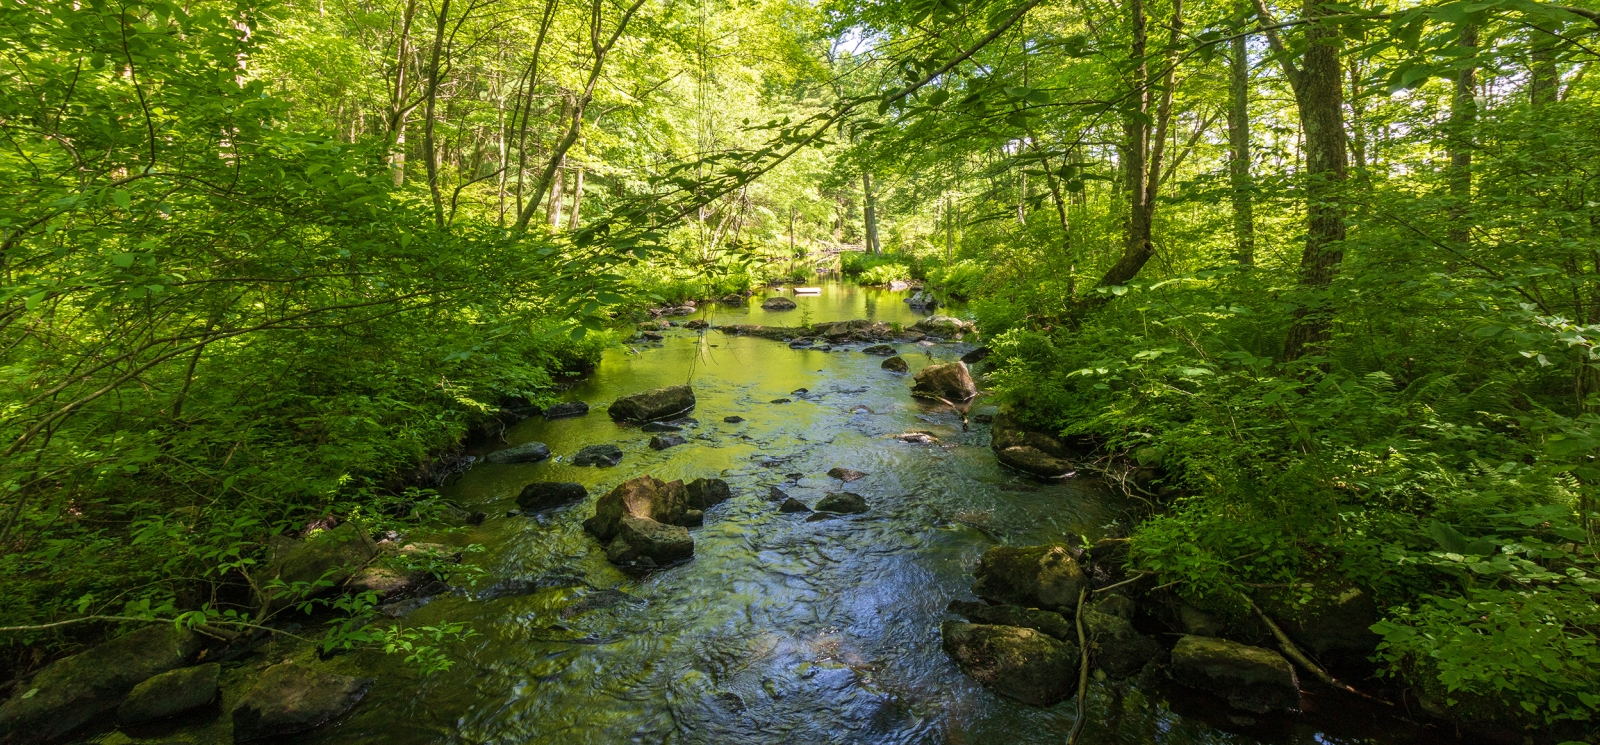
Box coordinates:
[216,280,1444,745]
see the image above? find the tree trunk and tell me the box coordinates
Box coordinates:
[421,0,451,227]
[1447,23,1477,247]
[1227,31,1256,265]
[548,164,565,228]
[387,0,419,186]
[1257,0,1349,361]
[863,170,880,254]
[567,168,586,229]
[1530,22,1561,105]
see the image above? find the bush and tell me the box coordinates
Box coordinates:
[929,260,986,299]
[858,262,911,286]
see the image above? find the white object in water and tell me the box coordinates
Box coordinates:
[793,287,822,295]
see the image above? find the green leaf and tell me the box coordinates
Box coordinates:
[112,189,131,210]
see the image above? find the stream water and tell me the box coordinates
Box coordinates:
[208,280,1447,745]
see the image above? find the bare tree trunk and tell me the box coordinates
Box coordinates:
[1348,60,1370,174]
[1257,0,1349,361]
[1448,23,1477,247]
[863,170,880,254]
[567,168,586,229]
[1227,30,1256,265]
[511,0,561,218]
[421,0,451,227]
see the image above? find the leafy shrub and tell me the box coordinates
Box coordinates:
[858,262,911,285]
[929,260,986,299]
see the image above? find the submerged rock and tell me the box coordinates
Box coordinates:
[485,441,551,464]
[723,415,745,423]
[827,467,868,482]
[767,485,791,502]
[779,497,811,513]
[971,544,1085,614]
[761,296,797,310]
[1084,610,1160,680]
[517,482,587,510]
[770,398,792,404]
[861,344,897,356]
[649,434,688,450]
[685,319,710,330]
[609,385,696,422]
[640,331,664,341]
[1170,636,1300,713]
[607,515,694,565]
[911,361,977,402]
[961,346,991,364]
[947,600,1073,641]
[117,662,220,726]
[814,492,868,514]
[0,624,201,744]
[254,523,377,613]
[941,622,1078,706]
[641,421,682,432]
[544,401,590,419]
[231,662,373,741]
[881,356,909,373]
[572,444,624,467]
[719,324,802,341]
[685,478,732,509]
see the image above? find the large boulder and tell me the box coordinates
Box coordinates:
[971,544,1085,614]
[996,445,1073,478]
[1256,581,1380,664]
[906,291,939,310]
[0,624,202,744]
[761,296,797,310]
[881,356,908,373]
[947,600,1073,641]
[608,385,696,422]
[543,401,590,419]
[1170,636,1300,713]
[485,441,551,464]
[861,344,897,356]
[605,515,694,565]
[941,622,1079,706]
[231,662,373,742]
[911,361,978,402]
[584,476,694,541]
[685,478,732,509]
[117,662,220,726]
[1084,610,1160,680]
[912,315,972,336]
[254,523,377,614]
[517,482,587,511]
[341,566,415,599]
[989,410,1073,457]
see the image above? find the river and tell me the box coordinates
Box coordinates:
[256,280,1440,745]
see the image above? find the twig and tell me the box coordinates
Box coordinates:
[1094,571,1152,594]
[1068,585,1091,745]
[0,615,312,643]
[1243,596,1391,706]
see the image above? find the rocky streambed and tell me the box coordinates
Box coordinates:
[3,281,1452,745]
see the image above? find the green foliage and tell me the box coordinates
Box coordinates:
[858,263,911,286]
[928,260,986,299]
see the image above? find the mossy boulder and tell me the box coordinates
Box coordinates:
[605,515,694,565]
[484,441,551,464]
[947,600,1074,641]
[1170,635,1300,713]
[881,356,908,373]
[608,385,697,422]
[230,662,372,742]
[1255,581,1380,664]
[254,522,377,614]
[584,476,694,542]
[1083,610,1160,680]
[971,544,1086,614]
[0,624,202,744]
[912,315,972,337]
[911,361,977,402]
[995,445,1073,477]
[685,477,732,509]
[941,622,1079,706]
[814,492,868,514]
[517,482,587,511]
[117,662,220,726]
[761,296,797,310]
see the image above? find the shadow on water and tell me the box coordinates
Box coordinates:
[287,281,1456,745]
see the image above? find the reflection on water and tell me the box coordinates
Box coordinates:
[301,281,1445,745]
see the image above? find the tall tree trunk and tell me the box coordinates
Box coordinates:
[514,0,648,231]
[863,170,880,254]
[387,0,420,186]
[1256,0,1349,361]
[1096,0,1180,290]
[1227,30,1256,265]
[548,164,565,228]
[421,0,451,227]
[1447,23,1478,247]
[1530,21,1561,105]
[567,168,586,229]
[1348,60,1370,175]
[511,0,561,218]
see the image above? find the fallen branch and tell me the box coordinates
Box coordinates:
[1093,571,1152,594]
[1068,585,1091,745]
[0,614,311,643]
[1244,596,1391,706]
